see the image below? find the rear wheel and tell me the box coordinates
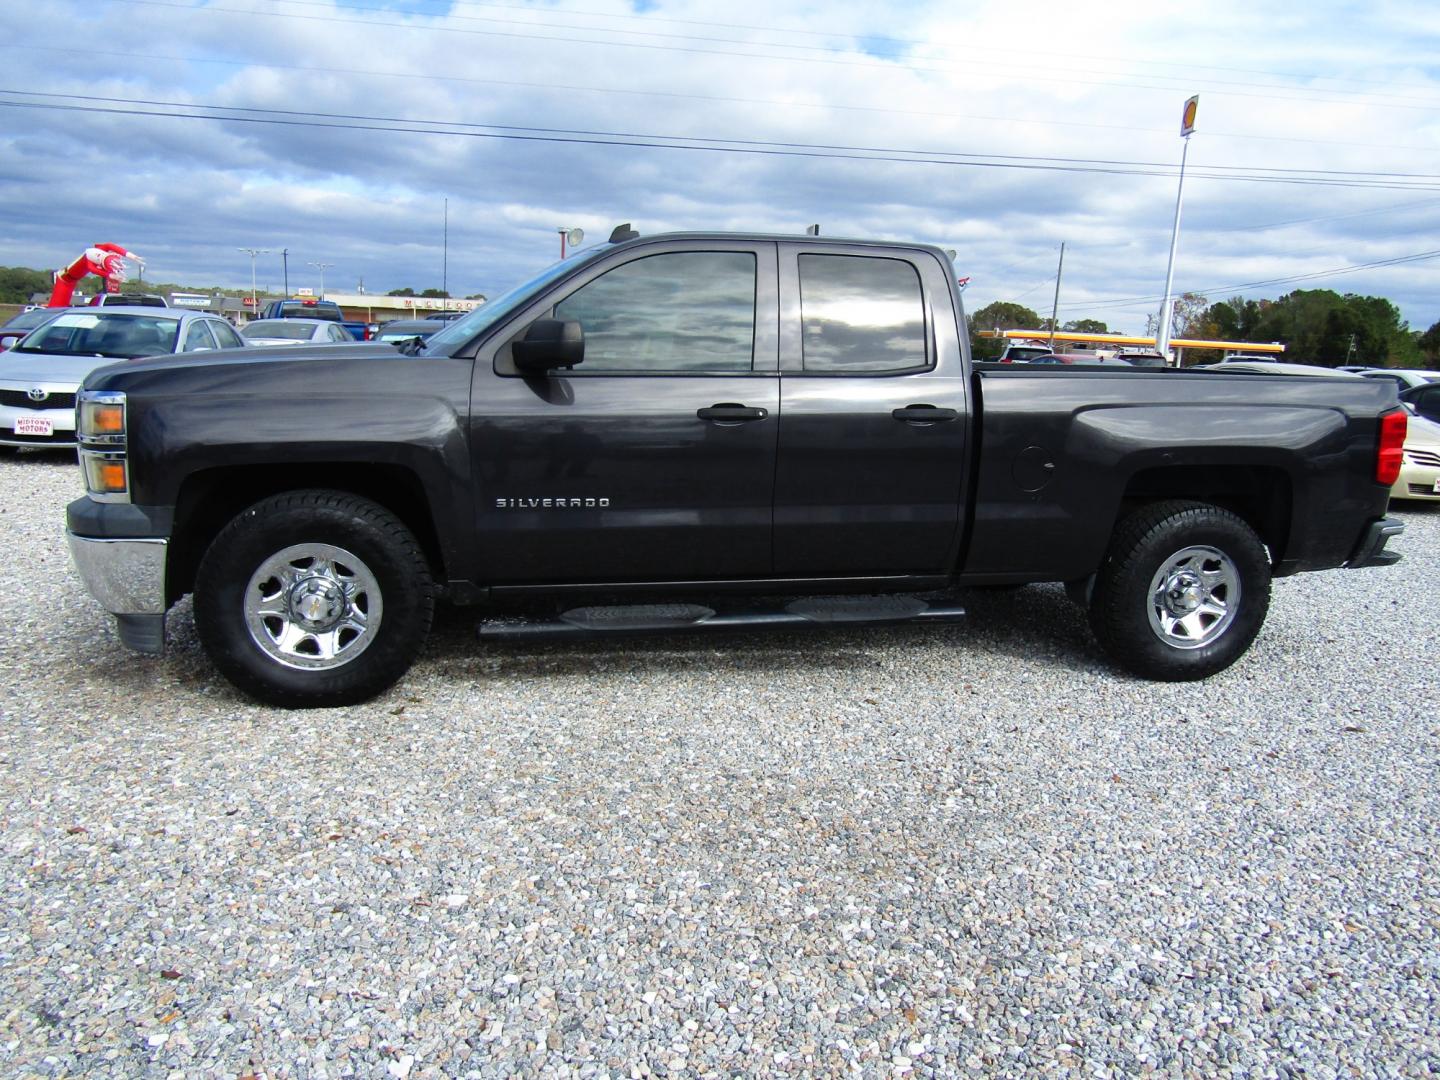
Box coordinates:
[1089,501,1270,681]
[194,490,433,707]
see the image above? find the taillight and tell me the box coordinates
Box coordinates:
[1376,408,1407,486]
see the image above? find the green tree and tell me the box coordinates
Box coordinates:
[420,288,450,299]
[1200,295,1264,341]
[1246,289,1413,366]
[1419,321,1440,365]
[1062,318,1109,334]
[967,301,1043,359]
[387,287,416,297]
[1169,292,1209,338]
[0,266,53,305]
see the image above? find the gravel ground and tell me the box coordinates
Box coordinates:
[1,449,1437,1079]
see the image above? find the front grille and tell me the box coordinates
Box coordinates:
[1407,483,1440,497]
[0,389,76,410]
[1404,447,1440,468]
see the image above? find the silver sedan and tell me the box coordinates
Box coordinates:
[0,306,245,450]
[240,319,356,347]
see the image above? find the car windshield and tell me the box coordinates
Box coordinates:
[3,308,61,331]
[277,304,340,320]
[421,249,610,355]
[242,321,324,340]
[14,311,181,359]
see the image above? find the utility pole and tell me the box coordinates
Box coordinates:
[307,261,334,300]
[281,249,289,297]
[1156,95,1198,366]
[238,247,269,319]
[1048,242,1065,351]
[442,198,448,299]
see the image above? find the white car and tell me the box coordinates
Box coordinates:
[0,306,244,449]
[1202,361,1363,377]
[1392,408,1440,503]
[241,319,356,347]
[1355,368,1440,392]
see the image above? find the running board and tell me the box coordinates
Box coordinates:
[478,594,966,641]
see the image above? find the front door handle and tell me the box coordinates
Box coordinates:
[698,403,768,422]
[892,404,959,423]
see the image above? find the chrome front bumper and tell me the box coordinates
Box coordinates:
[66,533,168,653]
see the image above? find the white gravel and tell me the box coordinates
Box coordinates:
[1,449,1437,1078]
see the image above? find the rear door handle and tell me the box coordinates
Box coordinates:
[892,404,959,423]
[698,403,768,422]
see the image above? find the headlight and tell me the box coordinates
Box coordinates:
[76,390,130,502]
[79,397,125,438]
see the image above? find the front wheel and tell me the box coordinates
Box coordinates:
[194,490,434,707]
[1089,501,1271,681]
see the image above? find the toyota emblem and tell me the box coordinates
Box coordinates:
[26,388,47,403]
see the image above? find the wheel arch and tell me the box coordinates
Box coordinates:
[167,465,448,605]
[1116,464,1293,568]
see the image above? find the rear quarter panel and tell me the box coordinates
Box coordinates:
[962,367,1398,581]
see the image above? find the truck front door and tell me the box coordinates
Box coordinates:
[470,242,780,584]
[773,244,971,576]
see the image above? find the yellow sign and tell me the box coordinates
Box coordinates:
[1181,95,1199,137]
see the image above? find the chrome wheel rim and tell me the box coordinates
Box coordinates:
[1146,545,1240,650]
[244,543,382,670]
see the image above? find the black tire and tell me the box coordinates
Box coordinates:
[194,490,434,707]
[1089,500,1270,681]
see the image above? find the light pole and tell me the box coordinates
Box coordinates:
[1156,95,1198,366]
[238,247,269,319]
[557,226,584,259]
[307,261,335,300]
[281,249,289,297]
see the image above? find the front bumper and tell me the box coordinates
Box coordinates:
[66,497,171,654]
[1346,516,1405,569]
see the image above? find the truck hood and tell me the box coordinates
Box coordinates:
[88,342,397,382]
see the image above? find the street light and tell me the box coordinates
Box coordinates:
[307,261,335,300]
[238,247,269,318]
[557,227,584,259]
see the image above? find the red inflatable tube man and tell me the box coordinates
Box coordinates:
[47,244,144,307]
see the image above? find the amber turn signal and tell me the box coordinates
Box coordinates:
[91,404,124,434]
[83,455,127,495]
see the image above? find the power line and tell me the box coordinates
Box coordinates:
[5,90,1440,193]
[14,43,1440,158]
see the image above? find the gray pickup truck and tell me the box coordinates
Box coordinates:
[65,227,1407,706]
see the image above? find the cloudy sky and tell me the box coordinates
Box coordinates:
[2,0,1438,334]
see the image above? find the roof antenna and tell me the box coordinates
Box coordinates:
[805,224,820,236]
[608,223,639,243]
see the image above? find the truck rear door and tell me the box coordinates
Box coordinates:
[773,243,971,576]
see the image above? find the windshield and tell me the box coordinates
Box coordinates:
[3,308,61,332]
[243,320,320,340]
[422,249,609,355]
[276,303,341,320]
[15,311,182,359]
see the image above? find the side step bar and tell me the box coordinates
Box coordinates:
[478,594,966,641]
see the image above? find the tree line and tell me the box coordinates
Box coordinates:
[969,289,1438,368]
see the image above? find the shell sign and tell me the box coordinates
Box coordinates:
[1181,95,1199,137]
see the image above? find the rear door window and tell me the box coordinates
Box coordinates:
[798,254,927,373]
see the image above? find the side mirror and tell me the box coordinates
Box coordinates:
[513,319,584,374]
